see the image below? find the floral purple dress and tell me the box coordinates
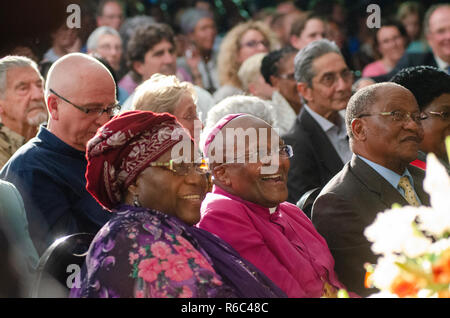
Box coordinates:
[70,205,285,298]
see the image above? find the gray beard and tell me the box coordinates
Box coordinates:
[27,110,48,126]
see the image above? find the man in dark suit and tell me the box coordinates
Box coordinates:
[283,39,353,209]
[372,4,450,82]
[312,82,430,297]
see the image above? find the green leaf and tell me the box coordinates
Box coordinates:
[391,203,402,209]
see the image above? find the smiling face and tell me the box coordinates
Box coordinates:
[377,26,406,64]
[421,93,450,159]
[426,6,450,63]
[129,144,207,225]
[213,116,290,207]
[357,86,424,173]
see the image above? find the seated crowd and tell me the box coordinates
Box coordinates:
[0,0,449,298]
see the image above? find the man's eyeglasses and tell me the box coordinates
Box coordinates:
[317,69,354,87]
[149,158,210,176]
[233,144,294,163]
[424,111,450,121]
[241,39,270,49]
[357,110,428,124]
[50,88,121,118]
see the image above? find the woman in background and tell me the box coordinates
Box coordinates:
[362,20,407,77]
[213,20,278,103]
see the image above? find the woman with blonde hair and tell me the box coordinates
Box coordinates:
[133,73,201,140]
[213,20,279,103]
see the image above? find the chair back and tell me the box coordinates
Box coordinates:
[296,187,322,219]
[31,233,94,298]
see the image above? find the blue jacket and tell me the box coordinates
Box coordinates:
[0,125,111,254]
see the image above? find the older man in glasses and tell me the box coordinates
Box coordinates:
[283,39,353,214]
[0,53,118,254]
[311,82,430,297]
[198,113,351,298]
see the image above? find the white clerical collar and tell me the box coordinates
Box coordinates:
[269,207,277,214]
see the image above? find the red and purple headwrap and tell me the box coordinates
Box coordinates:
[86,110,189,210]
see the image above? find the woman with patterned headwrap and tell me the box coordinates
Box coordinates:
[70,110,286,298]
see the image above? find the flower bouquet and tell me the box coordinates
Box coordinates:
[363,138,450,298]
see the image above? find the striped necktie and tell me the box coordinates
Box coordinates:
[398,176,420,207]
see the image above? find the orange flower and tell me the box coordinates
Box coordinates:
[390,275,419,298]
[432,248,450,284]
[364,271,373,289]
[438,289,450,298]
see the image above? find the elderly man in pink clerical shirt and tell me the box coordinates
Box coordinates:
[197,113,357,298]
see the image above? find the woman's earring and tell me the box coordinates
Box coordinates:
[133,194,141,207]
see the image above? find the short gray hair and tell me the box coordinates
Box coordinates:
[201,95,277,148]
[345,82,395,139]
[0,55,41,98]
[294,39,341,87]
[87,26,121,51]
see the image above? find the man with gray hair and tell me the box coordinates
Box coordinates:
[311,82,430,296]
[283,39,353,211]
[372,3,450,82]
[0,55,47,168]
[87,26,123,72]
[0,53,118,254]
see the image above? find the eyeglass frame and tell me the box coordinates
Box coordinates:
[240,39,270,49]
[49,88,121,117]
[224,144,294,164]
[357,110,428,123]
[314,69,354,88]
[424,110,450,121]
[149,158,210,176]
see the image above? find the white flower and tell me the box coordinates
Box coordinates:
[370,256,400,290]
[417,289,438,298]
[424,153,450,213]
[429,238,450,254]
[364,207,432,257]
[418,209,450,237]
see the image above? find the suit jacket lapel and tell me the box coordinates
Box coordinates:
[350,155,410,209]
[300,110,344,174]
